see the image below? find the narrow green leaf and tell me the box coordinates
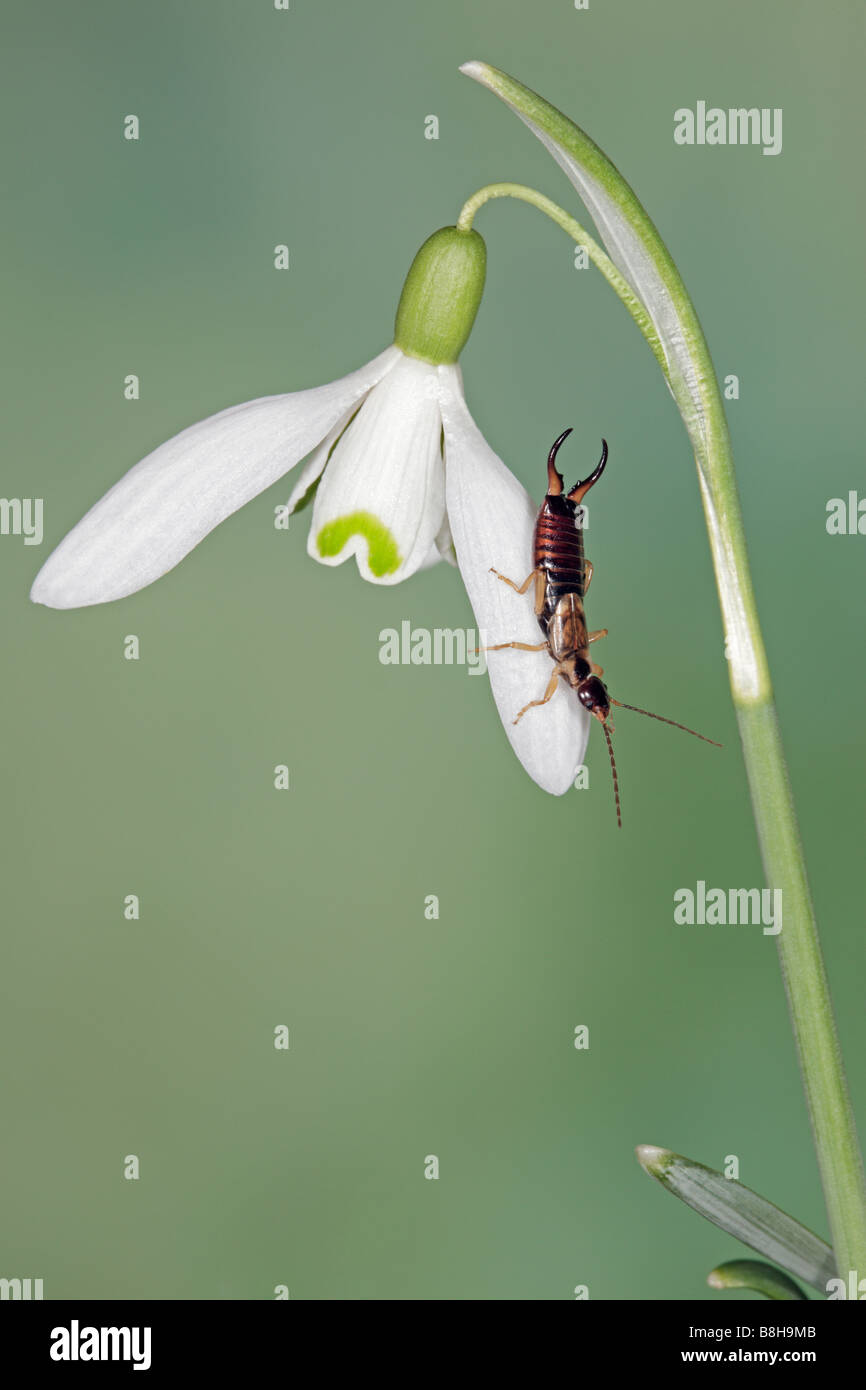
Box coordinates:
[636,1145,835,1293]
[708,1259,808,1301]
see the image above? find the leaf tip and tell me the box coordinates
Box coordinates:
[635,1143,672,1176]
[707,1259,808,1301]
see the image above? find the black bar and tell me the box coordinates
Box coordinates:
[2,1297,859,1374]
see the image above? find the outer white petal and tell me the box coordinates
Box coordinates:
[31,345,401,608]
[438,366,590,796]
[307,354,445,585]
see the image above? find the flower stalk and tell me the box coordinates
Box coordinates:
[460,59,866,1283]
[457,182,668,375]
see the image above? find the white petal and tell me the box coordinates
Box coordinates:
[412,512,458,574]
[31,346,401,608]
[285,405,362,515]
[307,354,445,585]
[286,438,332,514]
[432,510,458,567]
[439,366,590,796]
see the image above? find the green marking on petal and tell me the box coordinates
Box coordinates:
[291,474,321,515]
[316,512,402,577]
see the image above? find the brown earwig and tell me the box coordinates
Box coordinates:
[484,429,721,827]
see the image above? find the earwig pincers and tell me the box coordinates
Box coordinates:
[484,430,721,827]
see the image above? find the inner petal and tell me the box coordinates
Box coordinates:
[308,354,445,584]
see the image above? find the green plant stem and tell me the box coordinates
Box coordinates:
[460,181,866,1282]
[457,183,667,374]
[738,702,866,1280]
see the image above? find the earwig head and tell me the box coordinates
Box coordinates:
[568,660,611,722]
[576,674,611,723]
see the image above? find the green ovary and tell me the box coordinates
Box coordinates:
[316,512,402,576]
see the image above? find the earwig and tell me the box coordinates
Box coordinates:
[484,430,721,827]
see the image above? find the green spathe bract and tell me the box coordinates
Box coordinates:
[394,226,486,365]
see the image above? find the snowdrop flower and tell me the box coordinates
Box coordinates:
[30,222,588,793]
[30,227,487,607]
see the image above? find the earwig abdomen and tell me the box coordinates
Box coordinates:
[534,494,587,632]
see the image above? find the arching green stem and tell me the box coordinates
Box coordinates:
[458,182,667,375]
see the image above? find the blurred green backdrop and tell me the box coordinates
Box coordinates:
[2,0,864,1300]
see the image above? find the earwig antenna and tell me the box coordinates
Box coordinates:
[610,699,722,747]
[567,438,609,504]
[601,719,622,829]
[546,427,573,495]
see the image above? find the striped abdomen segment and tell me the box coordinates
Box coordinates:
[534,498,586,626]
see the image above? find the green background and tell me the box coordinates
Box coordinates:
[2,0,863,1300]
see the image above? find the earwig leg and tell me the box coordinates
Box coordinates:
[489,566,547,619]
[477,640,549,653]
[533,568,546,617]
[587,628,608,644]
[591,663,604,677]
[513,669,562,725]
[584,560,594,592]
[489,566,538,595]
